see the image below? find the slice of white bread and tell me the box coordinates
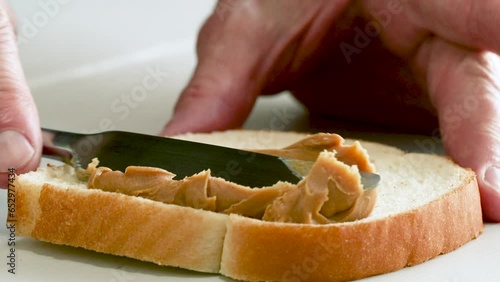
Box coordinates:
[13,130,483,281]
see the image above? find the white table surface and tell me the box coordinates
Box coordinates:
[1,1,499,281]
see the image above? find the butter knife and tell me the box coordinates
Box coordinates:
[42,128,380,188]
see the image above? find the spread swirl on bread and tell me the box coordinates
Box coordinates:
[86,133,378,224]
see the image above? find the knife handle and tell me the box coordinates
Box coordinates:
[41,128,79,166]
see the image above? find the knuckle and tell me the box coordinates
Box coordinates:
[458,52,500,87]
[0,7,10,33]
[0,88,33,125]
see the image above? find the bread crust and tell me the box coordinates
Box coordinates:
[220,172,483,281]
[16,182,228,273]
[14,130,484,281]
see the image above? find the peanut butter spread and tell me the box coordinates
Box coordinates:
[86,133,378,224]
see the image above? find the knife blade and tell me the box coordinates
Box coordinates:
[42,128,380,189]
[42,128,303,187]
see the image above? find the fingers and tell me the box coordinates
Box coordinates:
[163,0,351,135]
[0,8,41,187]
[162,3,268,135]
[405,0,500,53]
[0,0,15,29]
[414,37,500,221]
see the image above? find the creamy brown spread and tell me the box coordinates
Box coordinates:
[86,133,378,224]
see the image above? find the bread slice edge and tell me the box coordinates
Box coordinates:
[15,170,228,273]
[220,169,483,281]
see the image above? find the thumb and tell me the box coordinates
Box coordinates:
[420,38,500,221]
[162,13,264,136]
[0,8,41,186]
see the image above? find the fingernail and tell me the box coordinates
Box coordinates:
[0,130,35,172]
[484,164,500,192]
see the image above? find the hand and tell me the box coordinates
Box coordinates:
[0,2,41,187]
[163,1,500,221]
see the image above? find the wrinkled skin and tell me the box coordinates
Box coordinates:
[0,2,42,187]
[163,1,500,221]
